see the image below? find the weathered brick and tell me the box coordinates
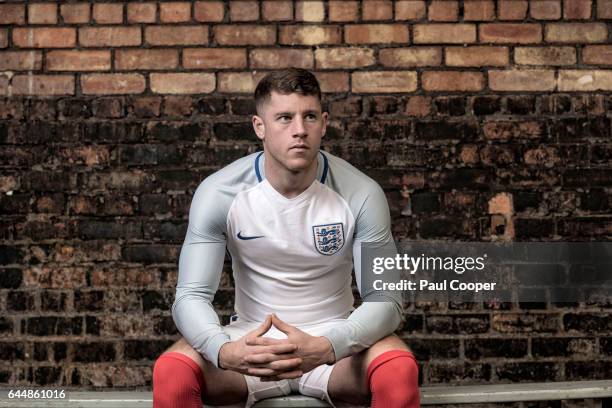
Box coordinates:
[230,1,259,21]
[498,0,528,20]
[489,70,556,91]
[124,339,174,360]
[79,27,140,47]
[218,72,265,93]
[280,26,341,45]
[295,1,325,22]
[352,71,417,93]
[506,95,536,114]
[597,0,612,18]
[262,1,292,21]
[184,48,246,69]
[445,46,508,66]
[150,73,215,94]
[60,3,90,24]
[464,0,495,20]
[405,96,431,116]
[12,75,74,96]
[92,98,124,119]
[329,1,359,21]
[395,0,426,20]
[81,74,145,95]
[0,51,42,70]
[345,24,409,44]
[0,4,25,25]
[545,23,608,43]
[413,24,476,43]
[127,3,157,23]
[215,25,275,45]
[250,49,313,69]
[315,47,375,69]
[379,47,441,67]
[92,3,123,24]
[465,338,528,359]
[497,362,557,382]
[116,49,178,70]
[13,28,76,48]
[558,70,612,91]
[483,120,545,140]
[74,342,115,362]
[160,2,191,22]
[28,3,58,24]
[514,46,576,65]
[316,72,349,93]
[428,0,458,21]
[564,0,592,18]
[0,30,7,48]
[47,50,110,71]
[582,45,612,65]
[0,76,7,96]
[479,24,542,43]
[194,1,225,22]
[530,0,562,19]
[362,0,393,20]
[146,26,207,45]
[422,71,484,91]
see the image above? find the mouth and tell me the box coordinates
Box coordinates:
[290,145,309,150]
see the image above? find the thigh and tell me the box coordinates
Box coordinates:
[163,337,248,406]
[327,334,411,406]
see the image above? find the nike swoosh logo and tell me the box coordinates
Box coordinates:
[237,231,264,240]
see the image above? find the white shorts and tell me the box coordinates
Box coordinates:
[221,317,346,408]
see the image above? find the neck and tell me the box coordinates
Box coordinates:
[263,153,318,199]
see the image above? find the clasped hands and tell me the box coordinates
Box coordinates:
[218,314,336,381]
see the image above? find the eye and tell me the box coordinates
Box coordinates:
[305,113,318,121]
[278,115,291,123]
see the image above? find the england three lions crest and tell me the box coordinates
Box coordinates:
[313,223,345,256]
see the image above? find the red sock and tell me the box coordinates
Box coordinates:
[153,352,205,408]
[367,350,420,408]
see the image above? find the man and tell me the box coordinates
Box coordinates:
[153,68,419,407]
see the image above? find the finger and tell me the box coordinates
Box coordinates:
[246,337,294,347]
[270,314,294,334]
[245,353,300,364]
[248,315,272,338]
[248,343,297,355]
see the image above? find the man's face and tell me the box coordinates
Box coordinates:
[253,91,327,174]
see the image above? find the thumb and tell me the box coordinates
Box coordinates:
[271,314,293,334]
[250,314,272,338]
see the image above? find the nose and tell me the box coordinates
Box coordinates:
[292,116,307,137]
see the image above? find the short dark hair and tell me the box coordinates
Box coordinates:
[254,68,321,113]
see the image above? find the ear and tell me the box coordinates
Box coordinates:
[252,114,265,141]
[321,111,328,138]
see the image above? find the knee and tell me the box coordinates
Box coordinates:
[153,352,205,407]
[368,350,419,406]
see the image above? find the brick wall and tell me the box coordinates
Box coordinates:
[0,0,611,396]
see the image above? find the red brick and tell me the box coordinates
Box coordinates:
[218,71,266,93]
[280,26,341,45]
[422,71,484,91]
[127,3,157,23]
[82,74,146,95]
[28,3,58,24]
[362,0,393,20]
[563,0,592,19]
[445,46,509,66]
[545,23,607,42]
[80,27,141,47]
[116,49,178,70]
[295,1,324,21]
[262,1,292,21]
[0,51,42,70]
[489,70,556,91]
[479,24,542,43]
[558,70,612,91]
[13,28,76,48]
[0,30,7,49]
[215,25,275,45]
[183,48,246,69]
[229,1,259,21]
[315,47,376,69]
[0,4,25,25]
[395,1,426,20]
[315,72,349,93]
[498,0,528,20]
[345,24,408,44]
[329,1,359,21]
[151,73,215,94]
[514,46,576,65]
[92,3,124,24]
[12,75,74,96]
[530,0,562,19]
[463,0,495,21]
[146,26,207,45]
[405,95,431,116]
[582,45,612,65]
[0,77,7,96]
[597,0,612,18]
[413,24,476,43]
[352,71,417,93]
[194,1,225,22]
[60,4,90,24]
[47,50,110,71]
[428,1,458,21]
[250,49,313,69]
[160,2,191,22]
[379,47,441,67]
